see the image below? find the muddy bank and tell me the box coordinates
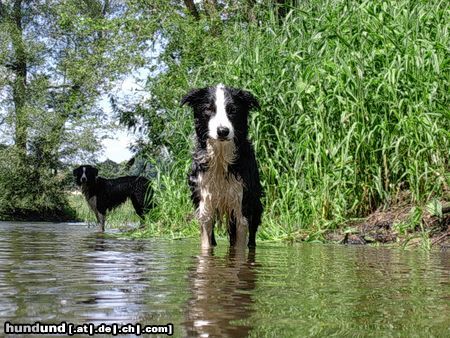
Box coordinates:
[327,201,450,249]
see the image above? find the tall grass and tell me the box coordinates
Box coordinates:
[139,0,449,241]
[68,193,141,228]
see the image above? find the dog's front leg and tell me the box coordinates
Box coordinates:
[234,216,249,249]
[95,212,105,232]
[198,201,215,249]
[200,219,214,249]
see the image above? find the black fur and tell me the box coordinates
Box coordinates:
[182,85,263,248]
[73,165,152,231]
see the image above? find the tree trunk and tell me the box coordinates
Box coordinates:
[183,0,200,20]
[11,0,28,154]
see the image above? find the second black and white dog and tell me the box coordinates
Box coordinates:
[181,84,263,249]
[73,165,152,231]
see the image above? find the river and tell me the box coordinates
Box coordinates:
[0,222,448,337]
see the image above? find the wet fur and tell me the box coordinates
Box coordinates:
[73,165,152,231]
[182,85,263,248]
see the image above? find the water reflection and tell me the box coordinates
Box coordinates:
[183,248,259,337]
[0,222,449,337]
[0,222,186,333]
[77,235,151,323]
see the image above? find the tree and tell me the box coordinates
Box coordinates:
[0,0,152,219]
[115,0,262,158]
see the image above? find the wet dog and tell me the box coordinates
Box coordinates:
[73,165,152,231]
[181,84,263,249]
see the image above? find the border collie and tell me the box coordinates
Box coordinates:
[181,84,263,249]
[73,165,152,231]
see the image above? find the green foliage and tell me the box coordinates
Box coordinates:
[95,159,126,178]
[0,149,70,220]
[139,157,199,239]
[0,1,149,220]
[425,199,443,219]
[68,193,141,228]
[131,0,449,240]
[1,0,448,241]
[394,207,423,235]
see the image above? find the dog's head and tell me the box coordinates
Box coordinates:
[181,84,259,144]
[73,165,98,186]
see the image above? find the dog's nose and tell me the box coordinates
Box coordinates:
[217,127,230,138]
[81,177,87,183]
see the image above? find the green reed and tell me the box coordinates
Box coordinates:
[95,1,450,241]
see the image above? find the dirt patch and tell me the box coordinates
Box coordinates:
[326,200,450,249]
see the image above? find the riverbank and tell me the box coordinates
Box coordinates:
[66,191,449,250]
[67,193,142,228]
[1,192,447,250]
[326,200,450,250]
[0,205,77,223]
[1,1,448,254]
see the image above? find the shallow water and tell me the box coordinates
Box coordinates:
[0,222,448,337]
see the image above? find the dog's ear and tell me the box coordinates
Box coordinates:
[236,89,260,111]
[180,88,208,108]
[73,167,81,177]
[92,167,99,177]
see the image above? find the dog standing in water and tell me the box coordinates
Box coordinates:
[182,84,263,249]
[73,165,152,231]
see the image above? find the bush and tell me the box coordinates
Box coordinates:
[0,149,73,221]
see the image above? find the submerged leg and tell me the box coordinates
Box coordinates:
[248,215,257,248]
[96,212,106,232]
[211,224,217,246]
[234,214,248,249]
[200,218,215,249]
[131,197,146,228]
[228,213,237,246]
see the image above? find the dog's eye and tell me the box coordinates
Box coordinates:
[227,108,237,116]
[204,105,215,115]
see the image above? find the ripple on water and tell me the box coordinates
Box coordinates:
[0,222,449,337]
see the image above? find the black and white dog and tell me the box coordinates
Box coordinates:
[181,84,263,249]
[73,165,152,231]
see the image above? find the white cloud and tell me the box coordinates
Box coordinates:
[99,129,134,163]
[98,67,150,163]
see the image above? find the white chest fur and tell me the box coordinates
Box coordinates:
[196,140,248,248]
[198,141,243,218]
[82,186,97,213]
[198,166,243,220]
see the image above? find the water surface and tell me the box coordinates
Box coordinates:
[0,222,448,337]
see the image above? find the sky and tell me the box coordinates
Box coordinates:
[99,129,134,163]
[0,59,153,164]
[97,70,149,163]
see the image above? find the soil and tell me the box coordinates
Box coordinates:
[326,200,450,250]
